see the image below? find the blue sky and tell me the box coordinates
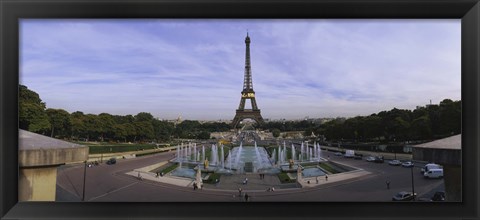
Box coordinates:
[20,19,460,120]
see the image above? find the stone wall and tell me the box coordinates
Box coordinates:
[19,167,57,201]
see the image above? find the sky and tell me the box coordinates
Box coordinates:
[20,19,461,120]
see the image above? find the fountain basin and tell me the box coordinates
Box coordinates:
[302,167,326,177]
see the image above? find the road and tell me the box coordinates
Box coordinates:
[56,149,444,202]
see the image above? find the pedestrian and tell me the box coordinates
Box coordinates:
[245,177,248,185]
[238,187,242,196]
[244,193,249,202]
[386,180,390,189]
[316,176,319,184]
[271,187,275,192]
[193,182,197,190]
[325,175,328,181]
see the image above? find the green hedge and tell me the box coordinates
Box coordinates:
[204,173,221,184]
[318,163,340,174]
[278,172,296,183]
[88,143,158,154]
[159,163,179,174]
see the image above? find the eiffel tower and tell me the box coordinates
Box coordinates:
[232,33,264,128]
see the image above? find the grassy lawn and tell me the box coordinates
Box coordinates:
[156,163,179,174]
[86,143,160,154]
[278,172,296,183]
[204,172,221,184]
[318,162,340,174]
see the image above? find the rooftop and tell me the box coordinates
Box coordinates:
[414,134,461,150]
[19,129,85,150]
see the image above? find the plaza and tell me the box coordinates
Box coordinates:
[56,143,444,202]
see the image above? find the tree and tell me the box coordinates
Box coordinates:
[71,111,87,140]
[46,108,71,138]
[81,114,103,141]
[410,116,432,140]
[133,121,154,142]
[438,99,461,135]
[152,119,174,142]
[135,112,154,122]
[19,85,51,133]
[272,128,281,138]
[98,113,115,141]
[197,131,211,139]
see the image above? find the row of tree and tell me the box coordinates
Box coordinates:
[261,99,461,143]
[20,85,461,143]
[316,99,461,142]
[19,85,230,142]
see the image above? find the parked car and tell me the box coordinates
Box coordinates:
[373,156,384,163]
[431,191,446,201]
[401,161,414,168]
[392,191,417,201]
[344,150,355,158]
[366,156,376,162]
[106,158,117,165]
[334,152,343,156]
[388,160,402,166]
[424,168,443,178]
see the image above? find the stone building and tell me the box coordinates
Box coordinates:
[18,129,89,201]
[412,134,461,201]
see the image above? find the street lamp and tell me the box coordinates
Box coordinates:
[82,160,87,201]
[411,165,415,201]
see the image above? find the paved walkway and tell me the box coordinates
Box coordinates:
[125,161,373,193]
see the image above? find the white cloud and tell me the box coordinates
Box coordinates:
[20,19,460,120]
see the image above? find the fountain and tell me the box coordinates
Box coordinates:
[300,142,304,162]
[228,150,232,169]
[220,145,225,168]
[193,143,197,162]
[271,148,276,164]
[291,144,296,161]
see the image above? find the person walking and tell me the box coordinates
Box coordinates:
[325,175,328,181]
[244,193,249,202]
[238,188,242,196]
[316,176,319,184]
[386,180,390,189]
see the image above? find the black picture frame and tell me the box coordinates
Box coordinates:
[1,0,479,219]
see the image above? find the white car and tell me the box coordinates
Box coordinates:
[401,161,414,168]
[366,156,376,162]
[421,163,442,173]
[388,160,402,166]
[424,169,443,178]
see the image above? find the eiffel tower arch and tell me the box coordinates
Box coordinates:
[232,33,264,128]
